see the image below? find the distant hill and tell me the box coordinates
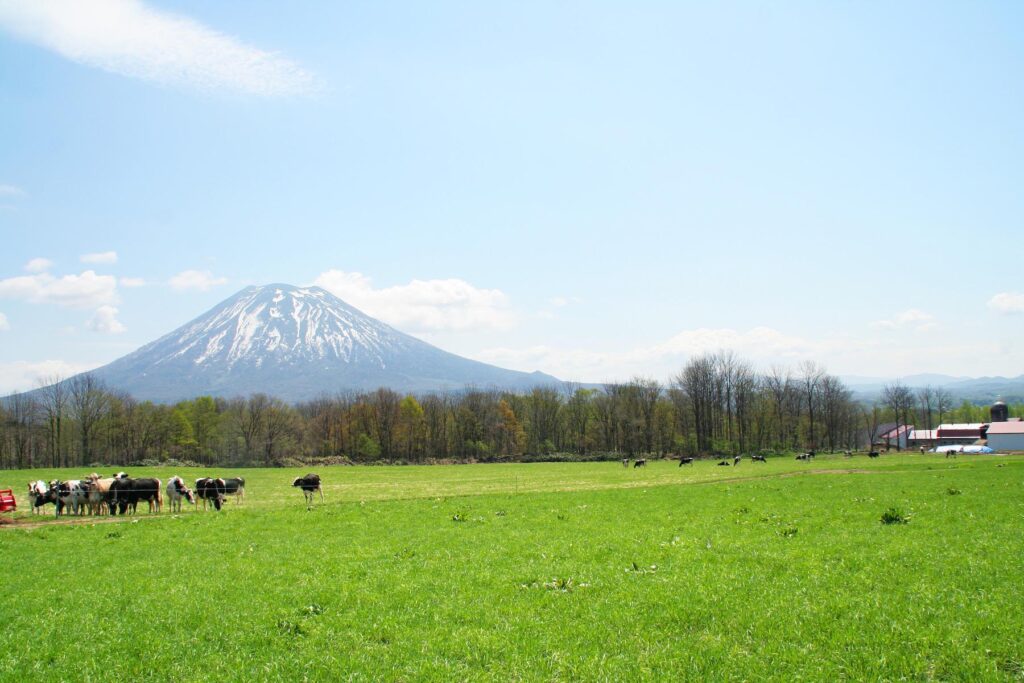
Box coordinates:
[844,373,1024,403]
[59,284,563,402]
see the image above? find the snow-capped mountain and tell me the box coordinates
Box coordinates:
[85,284,561,402]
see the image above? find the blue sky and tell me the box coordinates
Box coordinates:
[1,0,1022,393]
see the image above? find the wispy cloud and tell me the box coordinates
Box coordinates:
[0,312,9,331]
[0,359,99,394]
[0,270,118,308]
[169,269,227,291]
[119,277,145,287]
[80,250,118,265]
[0,184,24,196]
[987,292,1024,315]
[314,269,517,333]
[86,304,126,333]
[869,309,936,332]
[0,0,316,96]
[23,257,52,273]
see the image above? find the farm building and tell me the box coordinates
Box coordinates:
[909,429,937,449]
[934,423,988,447]
[877,424,913,450]
[986,421,1024,451]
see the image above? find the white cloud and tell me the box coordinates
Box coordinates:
[987,292,1024,315]
[0,270,118,308]
[169,269,227,291]
[0,184,24,196]
[0,0,316,96]
[0,359,99,395]
[475,326,833,382]
[80,250,118,264]
[23,257,52,273]
[314,269,517,333]
[120,277,145,287]
[0,312,8,331]
[869,309,936,332]
[86,305,126,334]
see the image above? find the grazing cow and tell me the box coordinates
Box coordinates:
[945,449,958,459]
[110,477,162,515]
[633,459,647,468]
[222,477,245,503]
[843,450,853,458]
[733,455,741,466]
[292,474,324,506]
[195,478,227,511]
[868,450,880,459]
[166,476,196,513]
[27,481,52,515]
[678,457,694,467]
[717,460,730,466]
[622,458,630,468]
[751,454,767,463]
[51,480,88,517]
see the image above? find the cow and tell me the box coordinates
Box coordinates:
[195,478,227,511]
[622,458,630,468]
[633,459,647,468]
[843,450,853,458]
[868,450,880,459]
[166,476,196,513]
[678,457,694,467]
[292,474,323,507]
[733,455,741,466]
[50,479,88,517]
[27,481,52,515]
[717,460,730,466]
[84,473,120,515]
[222,477,245,503]
[751,454,767,463]
[110,477,162,515]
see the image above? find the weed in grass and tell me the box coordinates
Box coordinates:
[300,604,324,617]
[779,527,799,538]
[947,488,962,496]
[881,507,910,525]
[627,562,658,574]
[277,619,305,637]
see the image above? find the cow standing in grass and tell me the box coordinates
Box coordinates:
[27,481,51,515]
[51,480,88,516]
[678,457,694,467]
[110,477,162,515]
[223,477,246,503]
[166,476,195,512]
[293,474,324,507]
[633,459,646,469]
[195,478,227,511]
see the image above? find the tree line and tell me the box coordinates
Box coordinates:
[1,353,1019,469]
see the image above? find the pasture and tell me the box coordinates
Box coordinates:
[2,455,1023,681]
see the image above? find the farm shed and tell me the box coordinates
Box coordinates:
[986,421,1024,451]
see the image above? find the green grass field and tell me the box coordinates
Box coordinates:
[2,455,1023,681]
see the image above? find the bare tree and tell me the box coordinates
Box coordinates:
[69,374,110,464]
[38,374,68,467]
[798,361,825,450]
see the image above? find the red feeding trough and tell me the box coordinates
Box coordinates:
[0,489,17,514]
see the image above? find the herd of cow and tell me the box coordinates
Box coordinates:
[23,473,328,519]
[24,474,248,516]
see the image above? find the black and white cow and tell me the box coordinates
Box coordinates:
[222,477,245,503]
[109,477,162,515]
[292,474,323,506]
[50,479,88,517]
[678,457,694,467]
[27,480,53,515]
[166,476,196,512]
[195,478,227,511]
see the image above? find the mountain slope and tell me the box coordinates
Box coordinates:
[86,284,560,402]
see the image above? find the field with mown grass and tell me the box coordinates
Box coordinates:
[2,454,1023,681]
